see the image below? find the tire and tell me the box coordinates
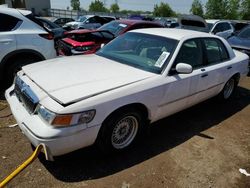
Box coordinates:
[4,57,39,88]
[219,77,237,100]
[96,108,145,153]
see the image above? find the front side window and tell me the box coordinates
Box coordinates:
[213,23,224,33]
[97,32,178,74]
[0,13,22,32]
[203,38,229,64]
[174,39,203,68]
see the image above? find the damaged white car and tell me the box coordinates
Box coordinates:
[6,28,249,160]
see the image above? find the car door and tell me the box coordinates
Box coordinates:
[194,37,232,101]
[156,39,206,120]
[0,13,19,63]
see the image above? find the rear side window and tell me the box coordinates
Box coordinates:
[203,38,229,64]
[0,13,22,32]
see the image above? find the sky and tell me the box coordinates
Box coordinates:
[51,0,208,14]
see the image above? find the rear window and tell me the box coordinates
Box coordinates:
[25,14,48,32]
[0,13,22,32]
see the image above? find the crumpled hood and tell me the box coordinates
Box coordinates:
[22,55,155,104]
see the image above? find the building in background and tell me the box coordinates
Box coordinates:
[0,0,51,15]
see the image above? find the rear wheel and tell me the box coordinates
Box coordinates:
[219,77,237,100]
[97,108,145,152]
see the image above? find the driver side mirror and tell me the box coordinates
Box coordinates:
[176,63,193,74]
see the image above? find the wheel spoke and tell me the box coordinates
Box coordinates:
[111,115,139,149]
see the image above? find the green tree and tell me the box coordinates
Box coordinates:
[240,0,250,19]
[153,2,176,17]
[225,0,240,19]
[190,0,204,17]
[89,0,108,12]
[110,3,120,13]
[71,0,80,10]
[205,0,227,19]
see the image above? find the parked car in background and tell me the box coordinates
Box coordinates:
[206,20,234,39]
[63,15,114,30]
[154,17,177,28]
[230,21,249,34]
[51,17,75,27]
[0,8,56,88]
[177,14,209,32]
[6,28,249,160]
[36,17,66,40]
[58,20,163,56]
[98,19,164,37]
[228,25,250,75]
[58,30,114,56]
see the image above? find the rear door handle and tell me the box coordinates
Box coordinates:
[0,39,13,44]
[201,74,208,78]
[227,66,232,70]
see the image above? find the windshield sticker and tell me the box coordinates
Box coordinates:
[154,51,170,68]
[119,24,127,27]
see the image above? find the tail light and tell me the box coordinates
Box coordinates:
[39,33,54,40]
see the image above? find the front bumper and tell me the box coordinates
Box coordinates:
[5,86,100,160]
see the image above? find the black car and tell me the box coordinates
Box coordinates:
[228,25,250,75]
[36,17,66,40]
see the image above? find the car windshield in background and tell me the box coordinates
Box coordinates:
[207,23,213,31]
[99,21,128,36]
[77,16,87,22]
[238,27,250,39]
[97,32,178,74]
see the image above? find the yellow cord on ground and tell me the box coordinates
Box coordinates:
[0,144,44,188]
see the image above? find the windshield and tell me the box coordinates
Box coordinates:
[207,23,213,31]
[96,32,178,74]
[99,21,128,36]
[238,27,250,39]
[77,16,88,22]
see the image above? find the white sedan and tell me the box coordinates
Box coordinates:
[5,28,249,160]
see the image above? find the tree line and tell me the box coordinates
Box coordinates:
[70,0,250,20]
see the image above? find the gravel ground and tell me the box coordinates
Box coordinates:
[0,77,250,188]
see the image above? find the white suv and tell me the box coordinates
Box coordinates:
[0,8,56,88]
[206,20,234,39]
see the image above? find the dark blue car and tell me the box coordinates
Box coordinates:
[228,26,250,75]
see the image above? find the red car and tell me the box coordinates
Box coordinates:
[58,20,163,56]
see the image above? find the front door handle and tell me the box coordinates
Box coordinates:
[227,66,232,70]
[201,74,208,78]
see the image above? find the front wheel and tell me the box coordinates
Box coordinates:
[96,109,145,152]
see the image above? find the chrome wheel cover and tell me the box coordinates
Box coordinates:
[224,79,234,99]
[111,116,139,149]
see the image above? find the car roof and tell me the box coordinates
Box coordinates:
[114,19,162,26]
[0,7,31,16]
[130,28,217,40]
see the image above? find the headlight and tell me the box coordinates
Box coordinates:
[37,105,95,127]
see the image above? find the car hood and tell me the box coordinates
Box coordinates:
[228,36,250,50]
[22,55,155,105]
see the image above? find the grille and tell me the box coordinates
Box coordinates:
[58,40,72,56]
[14,76,39,114]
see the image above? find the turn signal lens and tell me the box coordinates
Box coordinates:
[52,115,73,126]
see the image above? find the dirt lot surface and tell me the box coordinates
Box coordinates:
[0,78,250,188]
